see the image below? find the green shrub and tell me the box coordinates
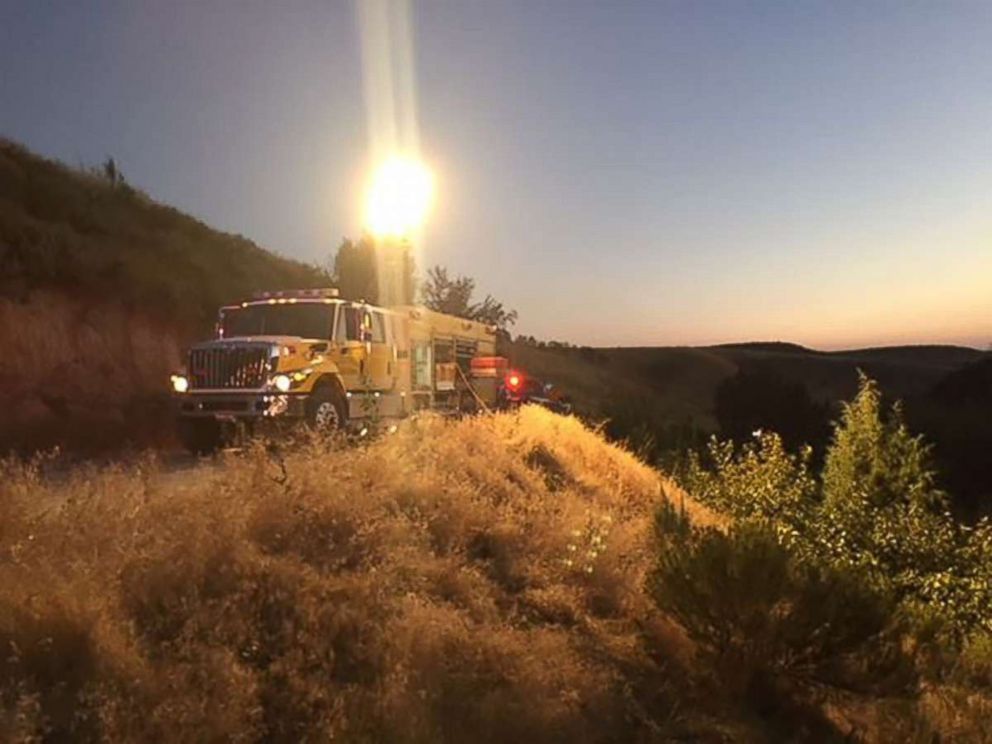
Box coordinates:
[823,374,944,512]
[678,430,817,551]
[648,500,897,700]
[676,373,992,638]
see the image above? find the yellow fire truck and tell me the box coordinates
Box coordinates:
[170,288,502,453]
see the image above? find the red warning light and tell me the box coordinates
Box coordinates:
[506,371,523,391]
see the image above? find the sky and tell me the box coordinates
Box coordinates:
[1,0,990,349]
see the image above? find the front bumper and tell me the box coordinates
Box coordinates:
[177,392,308,420]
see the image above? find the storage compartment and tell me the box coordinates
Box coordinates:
[470,356,509,379]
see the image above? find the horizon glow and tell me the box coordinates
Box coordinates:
[0,2,989,349]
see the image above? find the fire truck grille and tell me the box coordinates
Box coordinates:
[189,346,270,390]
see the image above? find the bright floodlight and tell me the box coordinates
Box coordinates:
[365,156,434,238]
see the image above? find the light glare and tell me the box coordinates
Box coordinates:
[365,156,434,238]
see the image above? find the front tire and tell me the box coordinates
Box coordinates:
[305,386,347,433]
[178,417,223,455]
[458,389,479,414]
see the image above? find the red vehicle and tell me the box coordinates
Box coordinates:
[499,369,573,414]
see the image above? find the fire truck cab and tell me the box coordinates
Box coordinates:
[170,288,499,453]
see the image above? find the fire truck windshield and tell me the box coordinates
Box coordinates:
[221,303,334,339]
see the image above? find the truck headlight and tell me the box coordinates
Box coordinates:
[272,374,292,392]
[171,374,189,393]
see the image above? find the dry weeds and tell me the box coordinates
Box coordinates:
[0,407,722,743]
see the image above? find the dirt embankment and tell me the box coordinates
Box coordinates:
[0,290,189,454]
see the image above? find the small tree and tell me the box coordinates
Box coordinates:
[421,265,518,332]
[469,294,518,331]
[421,266,475,316]
[331,236,415,305]
[823,372,944,512]
[816,373,966,619]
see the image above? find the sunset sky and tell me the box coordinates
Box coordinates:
[2,1,990,348]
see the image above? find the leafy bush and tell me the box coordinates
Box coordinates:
[677,373,992,637]
[678,431,818,549]
[823,374,945,512]
[648,501,898,701]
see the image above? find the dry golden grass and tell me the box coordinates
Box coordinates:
[0,291,182,453]
[0,407,728,743]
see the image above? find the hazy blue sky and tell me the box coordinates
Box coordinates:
[2,1,990,348]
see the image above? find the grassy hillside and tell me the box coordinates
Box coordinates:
[0,139,330,453]
[0,408,719,742]
[3,407,987,742]
[0,139,328,327]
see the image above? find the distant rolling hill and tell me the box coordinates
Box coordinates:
[507,339,990,511]
[506,340,984,431]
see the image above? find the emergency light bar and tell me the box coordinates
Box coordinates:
[251,288,340,300]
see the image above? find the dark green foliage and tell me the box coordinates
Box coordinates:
[468,294,518,330]
[907,355,992,516]
[421,265,474,316]
[332,235,379,302]
[421,265,517,330]
[715,367,831,456]
[601,393,707,468]
[649,501,896,696]
[678,374,992,638]
[331,234,416,305]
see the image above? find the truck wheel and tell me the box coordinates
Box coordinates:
[306,386,347,432]
[458,390,479,414]
[178,418,223,455]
